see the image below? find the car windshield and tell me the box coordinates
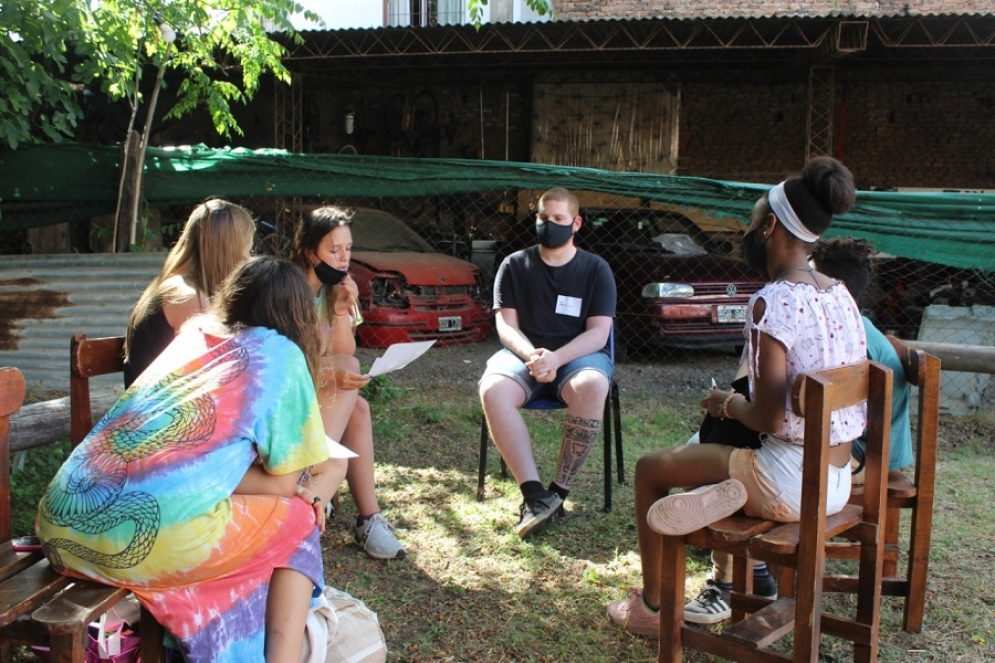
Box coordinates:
[349,209,435,252]
[652,233,708,256]
[587,210,709,254]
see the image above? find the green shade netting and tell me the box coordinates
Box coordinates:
[2,143,993,271]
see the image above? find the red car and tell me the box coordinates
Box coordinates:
[493,207,766,356]
[348,208,492,348]
[579,208,766,355]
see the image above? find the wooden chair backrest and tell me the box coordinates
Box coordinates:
[789,361,892,656]
[70,335,126,448]
[791,361,893,525]
[0,367,27,550]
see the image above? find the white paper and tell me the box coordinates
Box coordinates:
[365,340,436,377]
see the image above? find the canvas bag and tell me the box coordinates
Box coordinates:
[300,586,387,663]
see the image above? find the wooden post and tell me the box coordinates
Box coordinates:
[904,340,995,374]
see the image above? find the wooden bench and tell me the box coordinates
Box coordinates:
[0,366,133,663]
[0,334,168,663]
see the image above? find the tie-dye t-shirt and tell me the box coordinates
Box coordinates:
[36,323,329,663]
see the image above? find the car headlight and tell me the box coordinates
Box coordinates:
[641,283,695,299]
[370,275,409,308]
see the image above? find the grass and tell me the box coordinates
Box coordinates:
[10,380,995,661]
[318,382,995,662]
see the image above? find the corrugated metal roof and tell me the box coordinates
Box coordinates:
[294,8,995,35]
[0,253,165,393]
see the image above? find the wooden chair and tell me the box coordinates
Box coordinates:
[654,360,893,663]
[476,327,624,512]
[824,343,941,633]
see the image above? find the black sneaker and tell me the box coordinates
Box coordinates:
[752,573,778,600]
[515,490,564,538]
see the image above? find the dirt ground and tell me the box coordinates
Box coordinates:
[355,334,743,398]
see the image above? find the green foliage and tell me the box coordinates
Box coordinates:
[0,0,88,148]
[0,0,320,148]
[360,373,401,405]
[10,440,71,537]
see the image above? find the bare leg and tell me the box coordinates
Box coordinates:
[635,444,734,608]
[479,374,535,483]
[341,396,381,517]
[552,370,609,490]
[319,355,361,441]
[308,457,348,504]
[265,568,312,663]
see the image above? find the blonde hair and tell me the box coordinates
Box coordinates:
[125,199,255,359]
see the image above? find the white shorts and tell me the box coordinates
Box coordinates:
[729,435,851,522]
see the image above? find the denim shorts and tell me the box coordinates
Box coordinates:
[479,348,613,403]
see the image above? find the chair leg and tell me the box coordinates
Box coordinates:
[658,535,687,663]
[140,607,168,663]
[883,505,900,578]
[477,414,489,501]
[904,500,933,633]
[47,630,86,663]
[611,382,624,485]
[602,394,611,513]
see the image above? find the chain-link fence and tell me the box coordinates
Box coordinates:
[2,161,994,409]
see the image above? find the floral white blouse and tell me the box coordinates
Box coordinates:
[745,279,868,446]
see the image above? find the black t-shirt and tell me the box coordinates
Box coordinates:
[122,305,174,388]
[493,245,616,351]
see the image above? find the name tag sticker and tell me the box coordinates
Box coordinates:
[555,295,582,317]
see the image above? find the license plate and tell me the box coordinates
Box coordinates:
[716,305,747,324]
[438,316,462,331]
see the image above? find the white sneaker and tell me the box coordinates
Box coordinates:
[354,513,406,560]
[647,479,747,536]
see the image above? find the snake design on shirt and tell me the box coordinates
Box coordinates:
[40,341,248,571]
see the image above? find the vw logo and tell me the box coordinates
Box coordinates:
[725,284,737,297]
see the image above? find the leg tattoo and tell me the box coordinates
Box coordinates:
[552,415,601,490]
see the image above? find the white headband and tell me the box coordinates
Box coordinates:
[768,181,820,243]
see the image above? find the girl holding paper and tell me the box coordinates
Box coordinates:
[292,206,406,560]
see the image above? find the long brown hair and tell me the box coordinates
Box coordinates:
[212,256,322,385]
[125,199,255,358]
[290,205,353,324]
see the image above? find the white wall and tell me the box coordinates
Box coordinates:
[291,0,549,30]
[293,0,383,30]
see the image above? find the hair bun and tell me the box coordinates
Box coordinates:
[801,156,855,216]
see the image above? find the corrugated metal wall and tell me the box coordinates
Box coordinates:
[0,253,165,392]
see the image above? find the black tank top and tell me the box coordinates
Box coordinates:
[123,305,175,388]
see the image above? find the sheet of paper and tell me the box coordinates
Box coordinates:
[365,340,437,377]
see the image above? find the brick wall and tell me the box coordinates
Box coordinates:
[552,1,994,21]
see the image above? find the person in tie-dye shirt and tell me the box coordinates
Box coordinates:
[37,256,351,663]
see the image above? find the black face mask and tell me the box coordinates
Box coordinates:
[535,220,575,249]
[314,260,349,286]
[741,230,768,275]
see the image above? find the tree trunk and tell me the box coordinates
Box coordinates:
[114,130,142,253]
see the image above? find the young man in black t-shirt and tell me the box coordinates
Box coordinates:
[479,188,617,538]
